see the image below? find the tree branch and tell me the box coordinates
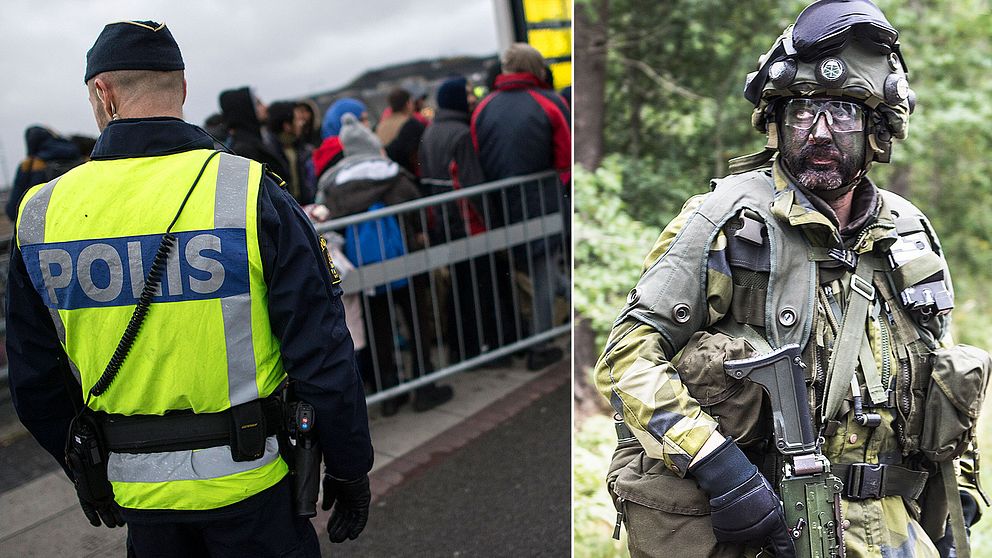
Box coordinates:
[616,56,714,103]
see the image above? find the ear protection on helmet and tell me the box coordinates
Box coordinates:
[742,1,914,168]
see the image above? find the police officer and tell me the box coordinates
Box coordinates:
[597,1,988,557]
[6,21,372,557]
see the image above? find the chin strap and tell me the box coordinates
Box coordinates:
[810,166,867,201]
[727,122,781,175]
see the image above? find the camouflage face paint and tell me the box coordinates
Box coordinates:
[779,99,866,197]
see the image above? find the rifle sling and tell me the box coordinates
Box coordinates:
[822,256,879,422]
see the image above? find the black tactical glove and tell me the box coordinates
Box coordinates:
[934,491,980,558]
[689,436,796,557]
[78,495,125,528]
[321,473,371,543]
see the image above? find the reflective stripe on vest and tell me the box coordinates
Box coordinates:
[214,153,260,406]
[108,437,281,482]
[15,150,288,510]
[17,176,85,384]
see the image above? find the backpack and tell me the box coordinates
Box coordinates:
[344,202,408,294]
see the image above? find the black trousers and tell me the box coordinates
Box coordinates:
[123,477,320,558]
[359,280,434,392]
[447,255,511,360]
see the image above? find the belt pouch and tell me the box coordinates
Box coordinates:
[230,400,267,462]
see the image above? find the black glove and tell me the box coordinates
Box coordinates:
[78,496,125,528]
[321,474,370,543]
[689,436,795,557]
[934,491,979,558]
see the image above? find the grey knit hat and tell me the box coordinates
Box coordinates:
[339,113,381,157]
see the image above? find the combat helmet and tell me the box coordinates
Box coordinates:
[732,0,914,172]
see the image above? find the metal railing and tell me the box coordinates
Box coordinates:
[314,170,570,404]
[0,172,571,404]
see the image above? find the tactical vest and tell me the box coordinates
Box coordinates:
[617,168,962,459]
[16,149,288,510]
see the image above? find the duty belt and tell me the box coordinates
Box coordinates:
[98,396,283,454]
[833,462,928,501]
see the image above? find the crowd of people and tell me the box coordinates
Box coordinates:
[6,42,572,417]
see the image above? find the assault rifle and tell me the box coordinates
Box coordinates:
[725,344,845,558]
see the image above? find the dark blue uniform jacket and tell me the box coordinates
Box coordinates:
[5,117,373,485]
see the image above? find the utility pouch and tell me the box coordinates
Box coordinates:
[678,330,771,448]
[609,448,744,557]
[230,399,267,462]
[887,216,953,319]
[919,345,991,462]
[66,413,115,504]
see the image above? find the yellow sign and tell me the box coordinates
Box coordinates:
[522,0,572,90]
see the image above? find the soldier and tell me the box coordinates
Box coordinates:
[596,1,989,557]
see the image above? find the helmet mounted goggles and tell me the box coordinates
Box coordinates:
[734,0,914,172]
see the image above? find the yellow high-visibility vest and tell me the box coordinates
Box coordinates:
[16,149,288,510]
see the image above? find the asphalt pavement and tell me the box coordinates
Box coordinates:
[0,352,571,557]
[0,430,58,494]
[326,383,571,557]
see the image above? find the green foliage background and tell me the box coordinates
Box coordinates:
[574,1,992,556]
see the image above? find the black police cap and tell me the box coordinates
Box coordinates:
[84,20,184,83]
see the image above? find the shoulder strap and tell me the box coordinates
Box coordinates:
[821,255,881,422]
[943,460,971,558]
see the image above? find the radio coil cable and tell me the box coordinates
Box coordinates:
[88,150,222,398]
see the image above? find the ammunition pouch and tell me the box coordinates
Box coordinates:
[918,345,991,462]
[833,462,928,500]
[99,396,283,462]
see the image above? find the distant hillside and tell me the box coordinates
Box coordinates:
[303,54,498,121]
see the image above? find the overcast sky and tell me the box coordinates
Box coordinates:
[0,0,500,186]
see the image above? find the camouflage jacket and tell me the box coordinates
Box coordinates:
[597,162,986,555]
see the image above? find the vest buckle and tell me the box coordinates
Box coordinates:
[850,274,875,301]
[844,463,884,500]
[827,248,858,270]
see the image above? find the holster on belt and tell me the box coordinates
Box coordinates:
[285,398,321,518]
[65,412,115,505]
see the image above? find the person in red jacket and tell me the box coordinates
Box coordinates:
[470,43,570,370]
